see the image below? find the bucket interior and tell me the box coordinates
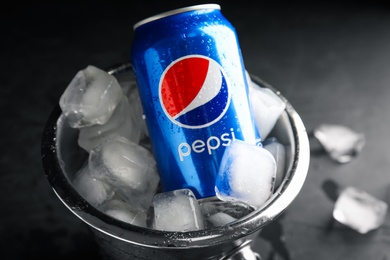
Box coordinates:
[41,63,310,250]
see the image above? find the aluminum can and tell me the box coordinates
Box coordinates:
[131,4,260,198]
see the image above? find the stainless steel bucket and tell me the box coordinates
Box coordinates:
[41,63,310,259]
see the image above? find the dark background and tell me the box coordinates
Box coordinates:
[1,1,390,259]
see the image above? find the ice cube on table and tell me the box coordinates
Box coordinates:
[153,189,204,232]
[263,137,286,190]
[215,139,276,208]
[333,186,388,234]
[249,80,286,140]
[99,199,147,228]
[200,199,254,228]
[72,164,114,206]
[59,65,123,128]
[88,135,159,211]
[313,124,366,163]
[78,95,142,152]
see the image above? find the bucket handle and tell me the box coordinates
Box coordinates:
[221,240,262,260]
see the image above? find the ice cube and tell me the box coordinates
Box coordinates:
[200,199,254,228]
[99,199,147,228]
[78,95,142,152]
[249,80,286,140]
[119,77,148,138]
[59,65,123,128]
[72,164,114,206]
[313,124,366,163]
[153,189,204,231]
[208,213,237,228]
[127,86,149,139]
[215,139,276,208]
[120,79,138,98]
[88,135,159,211]
[263,137,286,190]
[333,186,388,234]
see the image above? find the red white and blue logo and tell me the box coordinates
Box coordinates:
[159,55,231,129]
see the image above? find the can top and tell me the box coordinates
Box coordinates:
[133,4,221,30]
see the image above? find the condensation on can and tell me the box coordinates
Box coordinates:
[131,4,260,199]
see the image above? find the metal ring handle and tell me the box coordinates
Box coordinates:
[221,240,262,260]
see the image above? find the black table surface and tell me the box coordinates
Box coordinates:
[1,1,390,259]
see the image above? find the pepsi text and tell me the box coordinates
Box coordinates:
[178,128,237,161]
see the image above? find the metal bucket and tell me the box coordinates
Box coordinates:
[41,63,310,260]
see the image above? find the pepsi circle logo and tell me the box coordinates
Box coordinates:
[159,55,231,129]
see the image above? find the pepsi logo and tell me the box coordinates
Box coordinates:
[159,55,231,129]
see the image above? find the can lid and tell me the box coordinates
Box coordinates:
[133,4,221,30]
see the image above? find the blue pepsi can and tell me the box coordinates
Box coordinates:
[131,4,260,198]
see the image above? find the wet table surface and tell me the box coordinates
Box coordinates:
[1,1,390,259]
